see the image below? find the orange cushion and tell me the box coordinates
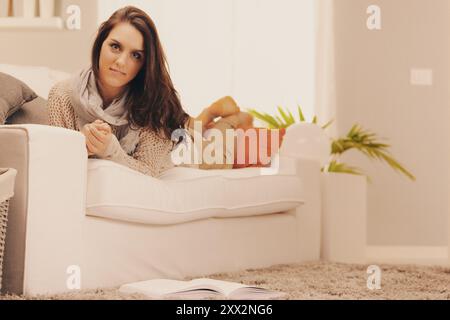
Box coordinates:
[233,128,286,169]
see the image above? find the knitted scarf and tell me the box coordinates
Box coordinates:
[69,67,140,155]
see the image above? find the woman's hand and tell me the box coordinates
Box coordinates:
[81,120,113,157]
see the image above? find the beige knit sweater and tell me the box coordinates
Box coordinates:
[47,80,175,177]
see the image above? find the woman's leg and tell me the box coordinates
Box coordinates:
[198,112,255,170]
[185,96,254,170]
[217,113,255,168]
[190,96,241,132]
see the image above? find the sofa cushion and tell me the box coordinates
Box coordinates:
[0,72,38,124]
[86,158,303,225]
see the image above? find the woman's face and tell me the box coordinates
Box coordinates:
[98,22,145,91]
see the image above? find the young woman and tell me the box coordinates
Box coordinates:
[48,6,256,177]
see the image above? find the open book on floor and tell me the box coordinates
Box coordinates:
[119,278,287,300]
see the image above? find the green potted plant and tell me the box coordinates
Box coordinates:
[247,106,415,263]
[247,105,415,181]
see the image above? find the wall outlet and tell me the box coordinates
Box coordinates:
[410,68,433,86]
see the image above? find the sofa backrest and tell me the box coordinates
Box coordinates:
[0,64,71,100]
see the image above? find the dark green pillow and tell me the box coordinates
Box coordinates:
[0,72,38,124]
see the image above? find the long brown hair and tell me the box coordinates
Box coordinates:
[92,6,189,140]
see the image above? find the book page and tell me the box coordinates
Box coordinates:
[230,287,288,300]
[120,279,221,297]
[189,278,249,297]
[189,278,287,300]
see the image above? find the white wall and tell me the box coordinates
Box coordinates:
[98,0,316,119]
[332,0,449,247]
[0,0,98,73]
[232,0,316,123]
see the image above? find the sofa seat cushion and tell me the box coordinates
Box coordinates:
[86,159,303,225]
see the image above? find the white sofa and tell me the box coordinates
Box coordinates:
[0,65,326,296]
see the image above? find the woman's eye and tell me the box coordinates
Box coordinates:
[110,43,120,51]
[132,53,142,60]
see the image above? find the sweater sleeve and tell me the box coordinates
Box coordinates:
[102,128,175,178]
[47,83,79,131]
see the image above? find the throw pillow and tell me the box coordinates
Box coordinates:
[0,72,38,124]
[6,97,49,125]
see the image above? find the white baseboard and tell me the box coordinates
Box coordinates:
[366,246,449,266]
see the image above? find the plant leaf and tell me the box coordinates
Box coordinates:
[297,105,306,122]
[287,109,296,124]
[322,119,334,130]
[326,161,364,175]
[277,106,291,124]
[334,124,415,181]
[247,109,281,129]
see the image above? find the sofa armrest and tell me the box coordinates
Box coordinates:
[0,124,87,295]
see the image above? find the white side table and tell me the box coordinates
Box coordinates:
[321,172,367,264]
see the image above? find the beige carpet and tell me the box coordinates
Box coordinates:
[1,262,449,300]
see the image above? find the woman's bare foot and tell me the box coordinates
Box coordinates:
[208,96,240,118]
[235,112,254,130]
[195,96,241,131]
